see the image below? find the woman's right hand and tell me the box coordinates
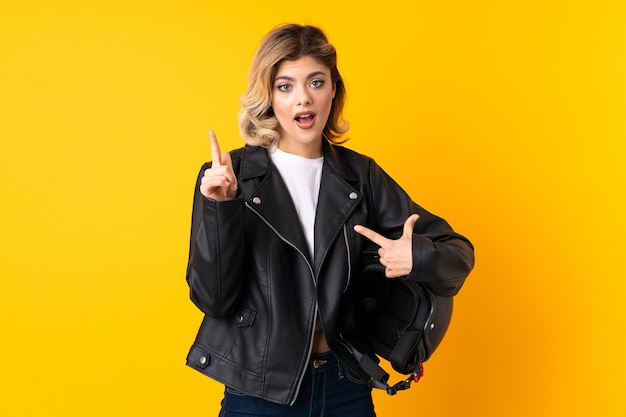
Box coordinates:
[200,131,238,201]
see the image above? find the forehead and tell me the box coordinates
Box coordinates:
[275,56,331,77]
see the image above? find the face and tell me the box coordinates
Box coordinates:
[271,55,336,158]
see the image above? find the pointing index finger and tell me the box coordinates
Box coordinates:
[209,130,222,166]
[353,224,388,247]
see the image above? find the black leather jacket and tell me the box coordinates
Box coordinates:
[185,142,474,405]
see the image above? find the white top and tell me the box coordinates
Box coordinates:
[269,147,323,258]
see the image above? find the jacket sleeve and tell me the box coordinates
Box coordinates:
[185,163,245,317]
[366,158,475,296]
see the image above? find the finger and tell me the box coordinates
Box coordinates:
[209,130,222,167]
[402,214,420,238]
[353,224,389,247]
[220,152,238,192]
[221,151,234,172]
[201,175,228,188]
[377,248,388,265]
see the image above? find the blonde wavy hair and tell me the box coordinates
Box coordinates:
[238,24,349,147]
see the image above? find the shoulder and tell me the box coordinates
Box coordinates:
[229,144,260,160]
[228,144,264,162]
[329,144,381,174]
[228,144,270,179]
[199,144,265,172]
[331,144,369,160]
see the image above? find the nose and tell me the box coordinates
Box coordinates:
[297,88,312,106]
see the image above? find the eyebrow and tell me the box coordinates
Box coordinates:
[274,71,328,82]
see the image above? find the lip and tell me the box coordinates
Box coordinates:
[294,111,316,129]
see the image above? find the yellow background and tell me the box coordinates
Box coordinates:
[2,0,625,416]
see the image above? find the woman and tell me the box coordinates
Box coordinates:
[186,23,474,416]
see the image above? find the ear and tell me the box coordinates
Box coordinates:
[332,82,337,99]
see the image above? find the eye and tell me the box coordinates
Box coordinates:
[310,79,325,88]
[276,83,291,92]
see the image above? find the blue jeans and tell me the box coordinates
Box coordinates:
[218,351,376,417]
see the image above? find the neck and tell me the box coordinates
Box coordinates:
[277,140,323,159]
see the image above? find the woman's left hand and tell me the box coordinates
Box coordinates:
[353,214,419,278]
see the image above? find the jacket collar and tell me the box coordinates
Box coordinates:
[239,141,357,183]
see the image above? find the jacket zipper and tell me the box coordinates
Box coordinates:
[245,201,318,406]
[342,224,352,294]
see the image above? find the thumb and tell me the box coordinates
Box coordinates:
[402,214,420,238]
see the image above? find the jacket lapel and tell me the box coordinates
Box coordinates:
[239,146,311,262]
[313,143,363,272]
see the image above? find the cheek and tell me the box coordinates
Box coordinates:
[272,104,292,126]
[273,105,288,121]
[272,96,289,113]
[322,94,334,114]
[270,99,282,116]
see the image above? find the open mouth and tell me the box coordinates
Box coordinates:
[295,112,316,128]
